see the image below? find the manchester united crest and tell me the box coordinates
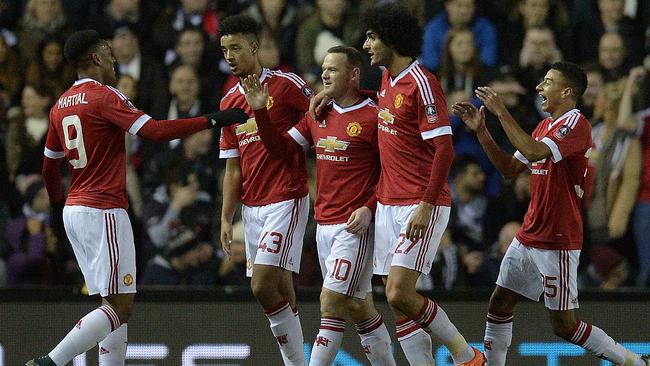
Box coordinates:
[394,93,404,109]
[123,274,133,286]
[346,122,362,137]
[266,96,274,110]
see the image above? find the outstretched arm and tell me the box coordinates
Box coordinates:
[241,75,304,158]
[475,86,551,162]
[137,109,248,143]
[452,102,527,179]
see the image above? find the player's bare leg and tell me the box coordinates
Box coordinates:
[483,286,519,366]
[27,294,134,366]
[252,264,305,366]
[386,266,482,366]
[309,289,395,366]
[549,309,649,366]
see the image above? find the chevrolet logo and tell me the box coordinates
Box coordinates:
[316,136,349,152]
[235,118,257,136]
[378,108,394,124]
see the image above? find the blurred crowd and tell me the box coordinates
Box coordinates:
[0,0,649,292]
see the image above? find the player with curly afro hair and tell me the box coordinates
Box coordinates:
[362,3,422,60]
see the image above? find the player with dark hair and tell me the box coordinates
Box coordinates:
[242,45,397,365]
[361,3,486,365]
[454,61,650,366]
[26,30,246,366]
[218,15,314,365]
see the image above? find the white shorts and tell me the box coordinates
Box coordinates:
[374,203,450,275]
[497,239,580,310]
[316,223,373,299]
[242,196,309,277]
[63,206,137,297]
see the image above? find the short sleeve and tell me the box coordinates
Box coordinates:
[219,126,240,159]
[415,71,452,140]
[287,113,312,149]
[99,86,151,135]
[280,73,312,113]
[44,118,64,159]
[541,116,590,163]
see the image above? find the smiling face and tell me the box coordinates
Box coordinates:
[220,32,258,77]
[449,30,475,65]
[363,30,392,67]
[536,69,571,114]
[321,52,357,99]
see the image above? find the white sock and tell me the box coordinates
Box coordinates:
[570,321,645,366]
[356,313,396,366]
[484,312,513,366]
[99,323,128,365]
[415,298,473,364]
[309,317,345,366]
[265,301,306,366]
[49,305,120,366]
[396,318,434,365]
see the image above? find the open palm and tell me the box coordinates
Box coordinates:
[452,101,485,132]
[241,74,269,110]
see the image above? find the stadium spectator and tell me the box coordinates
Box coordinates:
[580,63,605,120]
[295,0,361,87]
[573,0,644,65]
[163,65,204,123]
[422,0,498,71]
[615,65,650,288]
[484,170,531,245]
[5,178,76,285]
[17,0,71,63]
[167,27,225,110]
[586,78,641,247]
[243,0,300,68]
[25,37,76,98]
[153,0,220,57]
[6,84,53,181]
[437,28,496,96]
[498,0,571,67]
[0,34,22,102]
[514,26,562,120]
[579,244,630,289]
[85,0,155,51]
[449,155,488,252]
[140,225,216,286]
[111,23,167,117]
[597,31,630,83]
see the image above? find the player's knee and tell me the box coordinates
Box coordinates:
[385,282,409,310]
[344,297,365,317]
[112,303,133,324]
[488,289,517,313]
[320,289,347,317]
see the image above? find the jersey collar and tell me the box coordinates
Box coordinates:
[332,98,373,114]
[73,78,101,86]
[237,68,270,94]
[389,60,419,87]
[548,108,579,130]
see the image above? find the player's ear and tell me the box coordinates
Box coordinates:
[351,67,361,81]
[250,40,259,55]
[90,52,102,66]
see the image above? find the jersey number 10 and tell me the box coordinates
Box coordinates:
[62,115,88,169]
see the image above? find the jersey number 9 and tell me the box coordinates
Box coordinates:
[62,115,88,169]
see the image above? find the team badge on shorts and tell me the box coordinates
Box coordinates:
[394,93,404,109]
[554,125,571,140]
[247,257,252,271]
[266,96,274,110]
[346,122,362,137]
[123,274,133,286]
[425,104,438,123]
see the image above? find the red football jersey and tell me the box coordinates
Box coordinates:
[289,98,380,224]
[219,69,311,206]
[514,109,592,250]
[636,108,650,203]
[45,78,151,209]
[375,60,452,206]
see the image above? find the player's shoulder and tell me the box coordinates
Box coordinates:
[268,69,314,96]
[404,61,440,103]
[558,109,590,133]
[221,84,242,105]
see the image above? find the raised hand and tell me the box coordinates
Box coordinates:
[452,101,486,132]
[475,86,508,118]
[241,74,269,110]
